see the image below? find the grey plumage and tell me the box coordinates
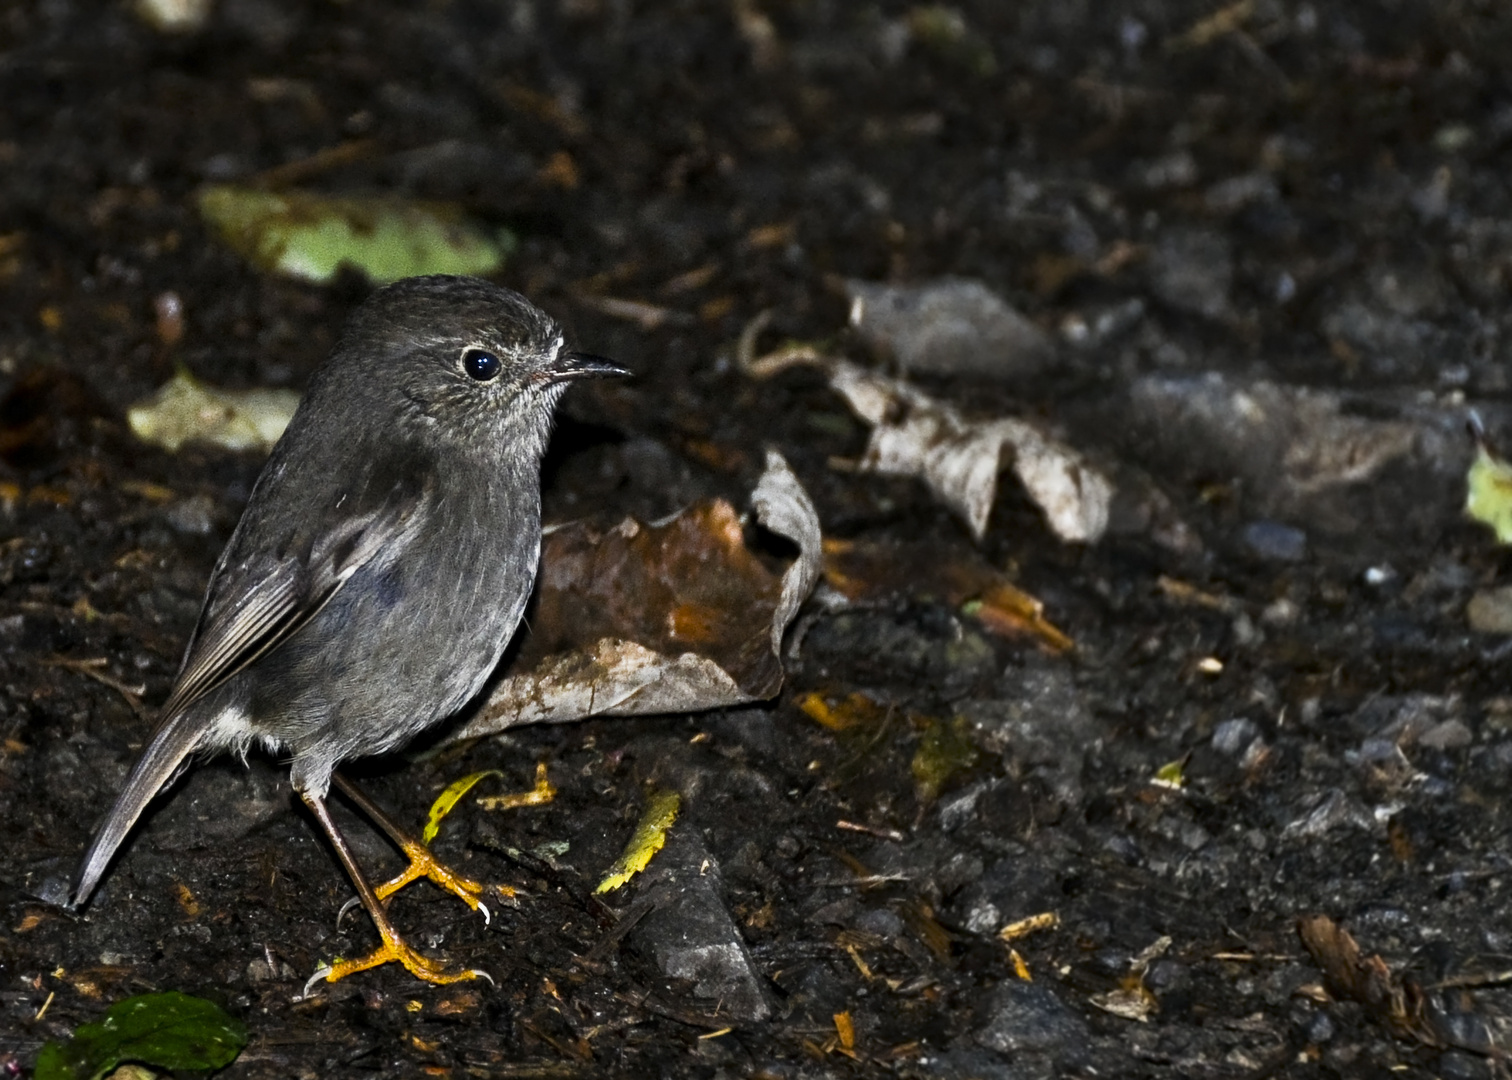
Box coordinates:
[72,276,626,923]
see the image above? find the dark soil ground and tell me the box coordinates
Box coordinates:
[7,1,1512,1077]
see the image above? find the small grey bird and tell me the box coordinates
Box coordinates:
[71,275,627,985]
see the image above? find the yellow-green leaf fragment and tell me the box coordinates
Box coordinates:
[908,5,998,76]
[910,717,980,803]
[1467,438,1512,544]
[422,770,502,845]
[1153,756,1187,789]
[128,371,300,453]
[595,789,681,895]
[197,185,512,285]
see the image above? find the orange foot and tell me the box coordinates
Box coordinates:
[309,921,493,992]
[373,839,518,920]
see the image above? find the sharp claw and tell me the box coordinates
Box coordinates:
[336,895,363,929]
[478,901,491,926]
[301,966,334,999]
[471,968,495,986]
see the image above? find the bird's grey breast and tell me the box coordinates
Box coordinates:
[238,448,541,763]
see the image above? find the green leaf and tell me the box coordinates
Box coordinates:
[127,370,301,454]
[911,716,981,803]
[1467,437,1512,544]
[35,991,247,1080]
[595,788,681,895]
[422,769,501,844]
[1153,755,1187,789]
[197,185,512,285]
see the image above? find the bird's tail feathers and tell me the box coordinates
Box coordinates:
[71,709,205,910]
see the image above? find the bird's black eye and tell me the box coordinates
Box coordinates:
[461,348,501,382]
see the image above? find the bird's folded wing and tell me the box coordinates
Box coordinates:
[160,484,426,718]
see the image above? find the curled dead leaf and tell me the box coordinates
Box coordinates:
[453,452,821,737]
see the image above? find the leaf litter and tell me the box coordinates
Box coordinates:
[740,329,1112,544]
[454,450,822,735]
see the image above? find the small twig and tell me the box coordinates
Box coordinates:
[1211,951,1296,962]
[44,656,148,718]
[745,343,828,380]
[1429,968,1512,991]
[579,885,667,966]
[736,309,832,379]
[812,874,911,888]
[615,987,747,1030]
[736,309,774,371]
[574,294,693,331]
[836,820,905,842]
[250,138,379,189]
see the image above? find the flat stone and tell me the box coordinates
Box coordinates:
[847,277,1055,380]
[975,979,1088,1057]
[629,828,771,1022]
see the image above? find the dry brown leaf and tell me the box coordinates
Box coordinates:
[827,361,1111,543]
[453,452,821,736]
[1294,914,1508,1053]
[739,340,1110,544]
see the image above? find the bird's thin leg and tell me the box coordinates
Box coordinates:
[331,772,516,913]
[301,788,486,986]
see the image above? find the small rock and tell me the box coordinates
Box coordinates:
[1060,298,1145,349]
[1467,586,1512,633]
[34,874,72,907]
[1144,959,1189,992]
[847,277,1055,380]
[1231,611,1262,646]
[975,979,1088,1057]
[1122,372,1465,543]
[1176,821,1210,851]
[1360,694,1455,744]
[1204,172,1279,214]
[1354,737,1401,764]
[247,954,295,982]
[1419,719,1473,751]
[1261,598,1299,626]
[1148,228,1232,320]
[135,0,212,33]
[853,907,905,938]
[165,494,218,535]
[947,857,1060,938]
[1212,717,1259,756]
[1306,1009,1336,1044]
[1282,789,1371,839]
[1135,151,1198,190]
[938,779,990,832]
[629,829,771,1022]
[1369,262,1448,319]
[964,900,1001,935]
[1320,300,1426,360]
[1240,520,1307,562]
[1439,1049,1490,1080]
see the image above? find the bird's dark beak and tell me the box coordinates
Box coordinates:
[548,352,631,382]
